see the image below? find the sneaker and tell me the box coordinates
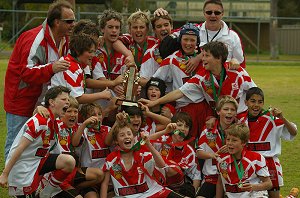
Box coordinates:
[287,187,299,198]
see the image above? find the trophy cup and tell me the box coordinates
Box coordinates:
[116,64,140,107]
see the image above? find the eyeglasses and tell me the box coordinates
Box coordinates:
[205,10,223,15]
[60,19,75,24]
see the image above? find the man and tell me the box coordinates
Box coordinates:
[4,0,75,160]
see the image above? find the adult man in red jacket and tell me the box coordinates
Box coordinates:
[4,0,75,160]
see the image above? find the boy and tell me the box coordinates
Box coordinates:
[139,13,174,86]
[196,95,238,198]
[242,87,297,198]
[149,112,201,197]
[216,123,272,198]
[0,86,75,198]
[72,103,111,169]
[100,122,186,198]
[49,34,112,104]
[140,41,256,138]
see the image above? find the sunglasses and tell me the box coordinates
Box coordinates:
[205,10,222,15]
[60,19,75,24]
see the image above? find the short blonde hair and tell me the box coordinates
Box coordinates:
[127,9,151,29]
[69,96,79,109]
[216,95,238,112]
[227,123,249,143]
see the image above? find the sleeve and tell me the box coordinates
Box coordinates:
[276,119,297,141]
[16,32,54,84]
[197,130,208,151]
[179,75,205,103]
[140,47,160,78]
[92,61,106,80]
[230,30,245,66]
[255,154,270,177]
[23,116,47,141]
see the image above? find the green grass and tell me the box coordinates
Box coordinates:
[0,59,299,197]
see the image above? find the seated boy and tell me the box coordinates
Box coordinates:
[216,123,272,198]
[0,86,75,198]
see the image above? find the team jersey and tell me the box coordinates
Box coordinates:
[180,65,256,113]
[217,149,270,198]
[50,54,86,98]
[91,45,126,81]
[6,110,57,196]
[119,34,158,70]
[154,135,201,181]
[103,149,169,198]
[140,43,162,79]
[50,120,79,154]
[173,21,245,68]
[238,111,297,157]
[79,125,111,168]
[197,121,226,184]
[153,50,199,108]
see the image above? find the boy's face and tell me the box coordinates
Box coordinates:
[173,120,190,143]
[217,103,237,127]
[245,94,264,117]
[147,85,161,101]
[129,19,148,46]
[88,107,103,129]
[129,115,142,133]
[102,19,121,43]
[51,92,70,118]
[153,18,172,41]
[202,50,221,71]
[61,107,78,128]
[116,126,134,150]
[226,134,245,157]
[181,34,197,55]
[78,44,96,66]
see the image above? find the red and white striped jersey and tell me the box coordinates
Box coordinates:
[7,110,57,196]
[180,66,256,113]
[103,150,166,197]
[140,43,162,79]
[217,149,270,198]
[154,50,199,108]
[79,125,111,168]
[50,54,85,98]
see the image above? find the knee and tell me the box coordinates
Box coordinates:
[60,154,76,172]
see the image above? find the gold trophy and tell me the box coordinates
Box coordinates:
[116,64,140,107]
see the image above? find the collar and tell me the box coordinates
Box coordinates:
[228,148,247,164]
[201,20,229,36]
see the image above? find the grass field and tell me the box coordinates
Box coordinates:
[0,58,299,197]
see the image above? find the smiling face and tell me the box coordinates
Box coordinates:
[102,19,121,43]
[226,134,245,159]
[217,102,237,128]
[202,49,222,72]
[203,3,224,31]
[77,44,96,65]
[129,115,142,134]
[147,85,161,101]
[51,92,70,118]
[153,18,172,41]
[181,34,197,55]
[172,120,190,143]
[61,107,78,128]
[129,19,148,46]
[245,94,264,117]
[116,126,135,150]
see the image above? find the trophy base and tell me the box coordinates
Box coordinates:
[115,99,139,107]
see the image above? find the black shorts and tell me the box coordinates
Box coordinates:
[197,182,216,198]
[39,154,59,175]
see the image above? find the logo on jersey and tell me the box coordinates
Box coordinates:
[206,132,217,148]
[112,164,123,179]
[231,82,239,90]
[203,80,213,95]
[161,144,171,157]
[219,161,229,179]
[59,129,69,146]
[87,131,96,145]
[43,129,51,146]
[97,51,104,63]
[154,48,162,64]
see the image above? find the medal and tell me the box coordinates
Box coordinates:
[238,181,243,188]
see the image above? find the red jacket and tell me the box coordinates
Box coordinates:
[4,20,69,117]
